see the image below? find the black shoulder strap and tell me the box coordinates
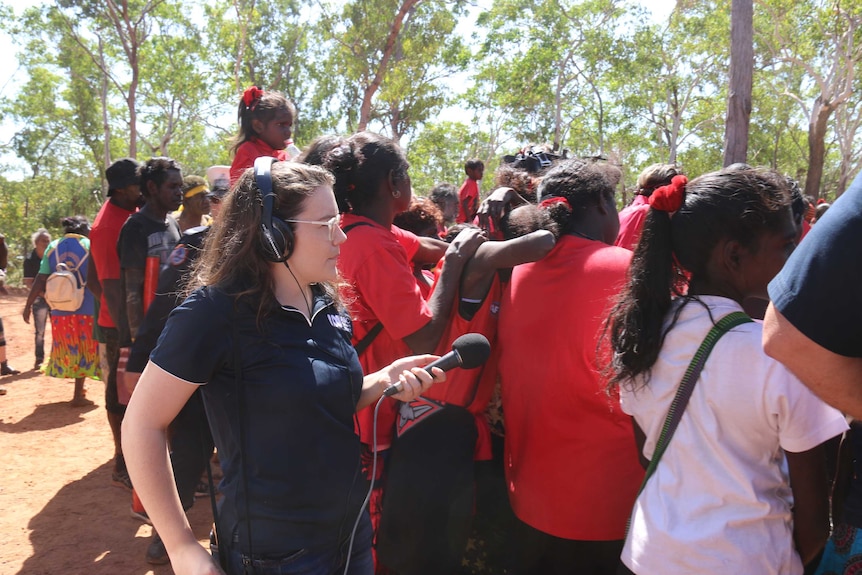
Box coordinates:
[342,221,382,355]
[341,221,373,234]
[354,322,384,356]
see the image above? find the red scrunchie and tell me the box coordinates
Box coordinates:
[242,86,263,109]
[648,175,688,213]
[539,196,572,211]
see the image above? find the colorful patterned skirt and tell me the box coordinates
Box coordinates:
[45,314,101,380]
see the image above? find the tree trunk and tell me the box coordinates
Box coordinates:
[357,0,420,131]
[723,0,753,167]
[805,100,832,200]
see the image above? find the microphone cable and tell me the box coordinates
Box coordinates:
[342,393,387,575]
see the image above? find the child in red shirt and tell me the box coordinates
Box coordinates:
[457,158,484,223]
[229,86,295,185]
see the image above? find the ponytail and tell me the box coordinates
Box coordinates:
[607,175,688,391]
[607,168,790,391]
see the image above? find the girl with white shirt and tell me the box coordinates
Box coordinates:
[606,167,847,575]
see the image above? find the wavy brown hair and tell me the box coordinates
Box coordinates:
[187,162,336,319]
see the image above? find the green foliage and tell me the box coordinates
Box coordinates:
[405,120,495,194]
[0,0,860,232]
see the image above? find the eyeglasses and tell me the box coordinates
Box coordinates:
[284,216,341,241]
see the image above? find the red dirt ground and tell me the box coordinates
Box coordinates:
[0,292,212,575]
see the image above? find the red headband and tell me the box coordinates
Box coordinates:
[649,175,688,213]
[242,86,263,110]
[539,196,572,211]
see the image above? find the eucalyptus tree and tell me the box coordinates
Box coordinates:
[203,0,325,145]
[759,0,862,198]
[53,0,165,159]
[405,120,495,194]
[374,1,471,141]
[5,0,214,168]
[474,0,633,155]
[319,0,471,140]
[1,5,107,178]
[616,2,729,168]
[723,0,753,166]
[832,88,862,197]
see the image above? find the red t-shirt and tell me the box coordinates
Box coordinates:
[615,194,649,250]
[457,177,479,224]
[89,199,135,328]
[498,235,644,540]
[390,225,421,262]
[229,138,289,186]
[419,272,503,460]
[338,213,432,448]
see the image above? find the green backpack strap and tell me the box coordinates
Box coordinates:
[638,311,754,495]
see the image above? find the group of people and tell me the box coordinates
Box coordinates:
[3,83,859,575]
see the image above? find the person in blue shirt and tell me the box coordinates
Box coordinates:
[122,161,444,575]
[23,216,100,406]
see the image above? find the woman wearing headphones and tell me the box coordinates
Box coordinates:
[122,160,444,575]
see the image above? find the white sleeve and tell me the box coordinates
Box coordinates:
[767,360,848,453]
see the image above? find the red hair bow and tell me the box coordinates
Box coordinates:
[242,86,263,109]
[649,175,688,213]
[539,196,572,211]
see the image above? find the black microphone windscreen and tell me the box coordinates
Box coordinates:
[451,333,491,369]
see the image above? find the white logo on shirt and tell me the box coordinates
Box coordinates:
[328,314,351,332]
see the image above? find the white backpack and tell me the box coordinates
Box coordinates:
[45,250,88,312]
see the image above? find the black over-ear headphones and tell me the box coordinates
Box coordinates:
[255,156,295,262]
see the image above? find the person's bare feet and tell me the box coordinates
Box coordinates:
[70,396,95,407]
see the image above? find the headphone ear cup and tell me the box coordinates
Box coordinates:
[260,220,287,262]
[271,217,295,260]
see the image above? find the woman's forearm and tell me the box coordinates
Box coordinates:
[122,421,199,558]
[122,362,212,570]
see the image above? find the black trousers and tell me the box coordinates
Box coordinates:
[169,389,214,510]
[377,405,477,575]
[509,518,625,575]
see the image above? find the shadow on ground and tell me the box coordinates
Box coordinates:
[0,400,98,433]
[17,462,213,575]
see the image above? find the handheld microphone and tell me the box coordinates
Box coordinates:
[381,333,491,397]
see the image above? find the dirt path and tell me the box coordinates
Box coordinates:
[0,292,212,575]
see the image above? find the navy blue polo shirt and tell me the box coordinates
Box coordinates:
[769,173,862,358]
[151,285,366,555]
[769,172,862,528]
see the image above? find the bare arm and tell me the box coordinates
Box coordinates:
[102,279,125,326]
[786,444,831,566]
[413,237,448,266]
[123,361,223,575]
[87,256,102,302]
[402,229,485,353]
[22,274,48,324]
[764,303,862,419]
[631,418,650,470]
[124,268,145,341]
[460,230,555,302]
[476,187,529,231]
